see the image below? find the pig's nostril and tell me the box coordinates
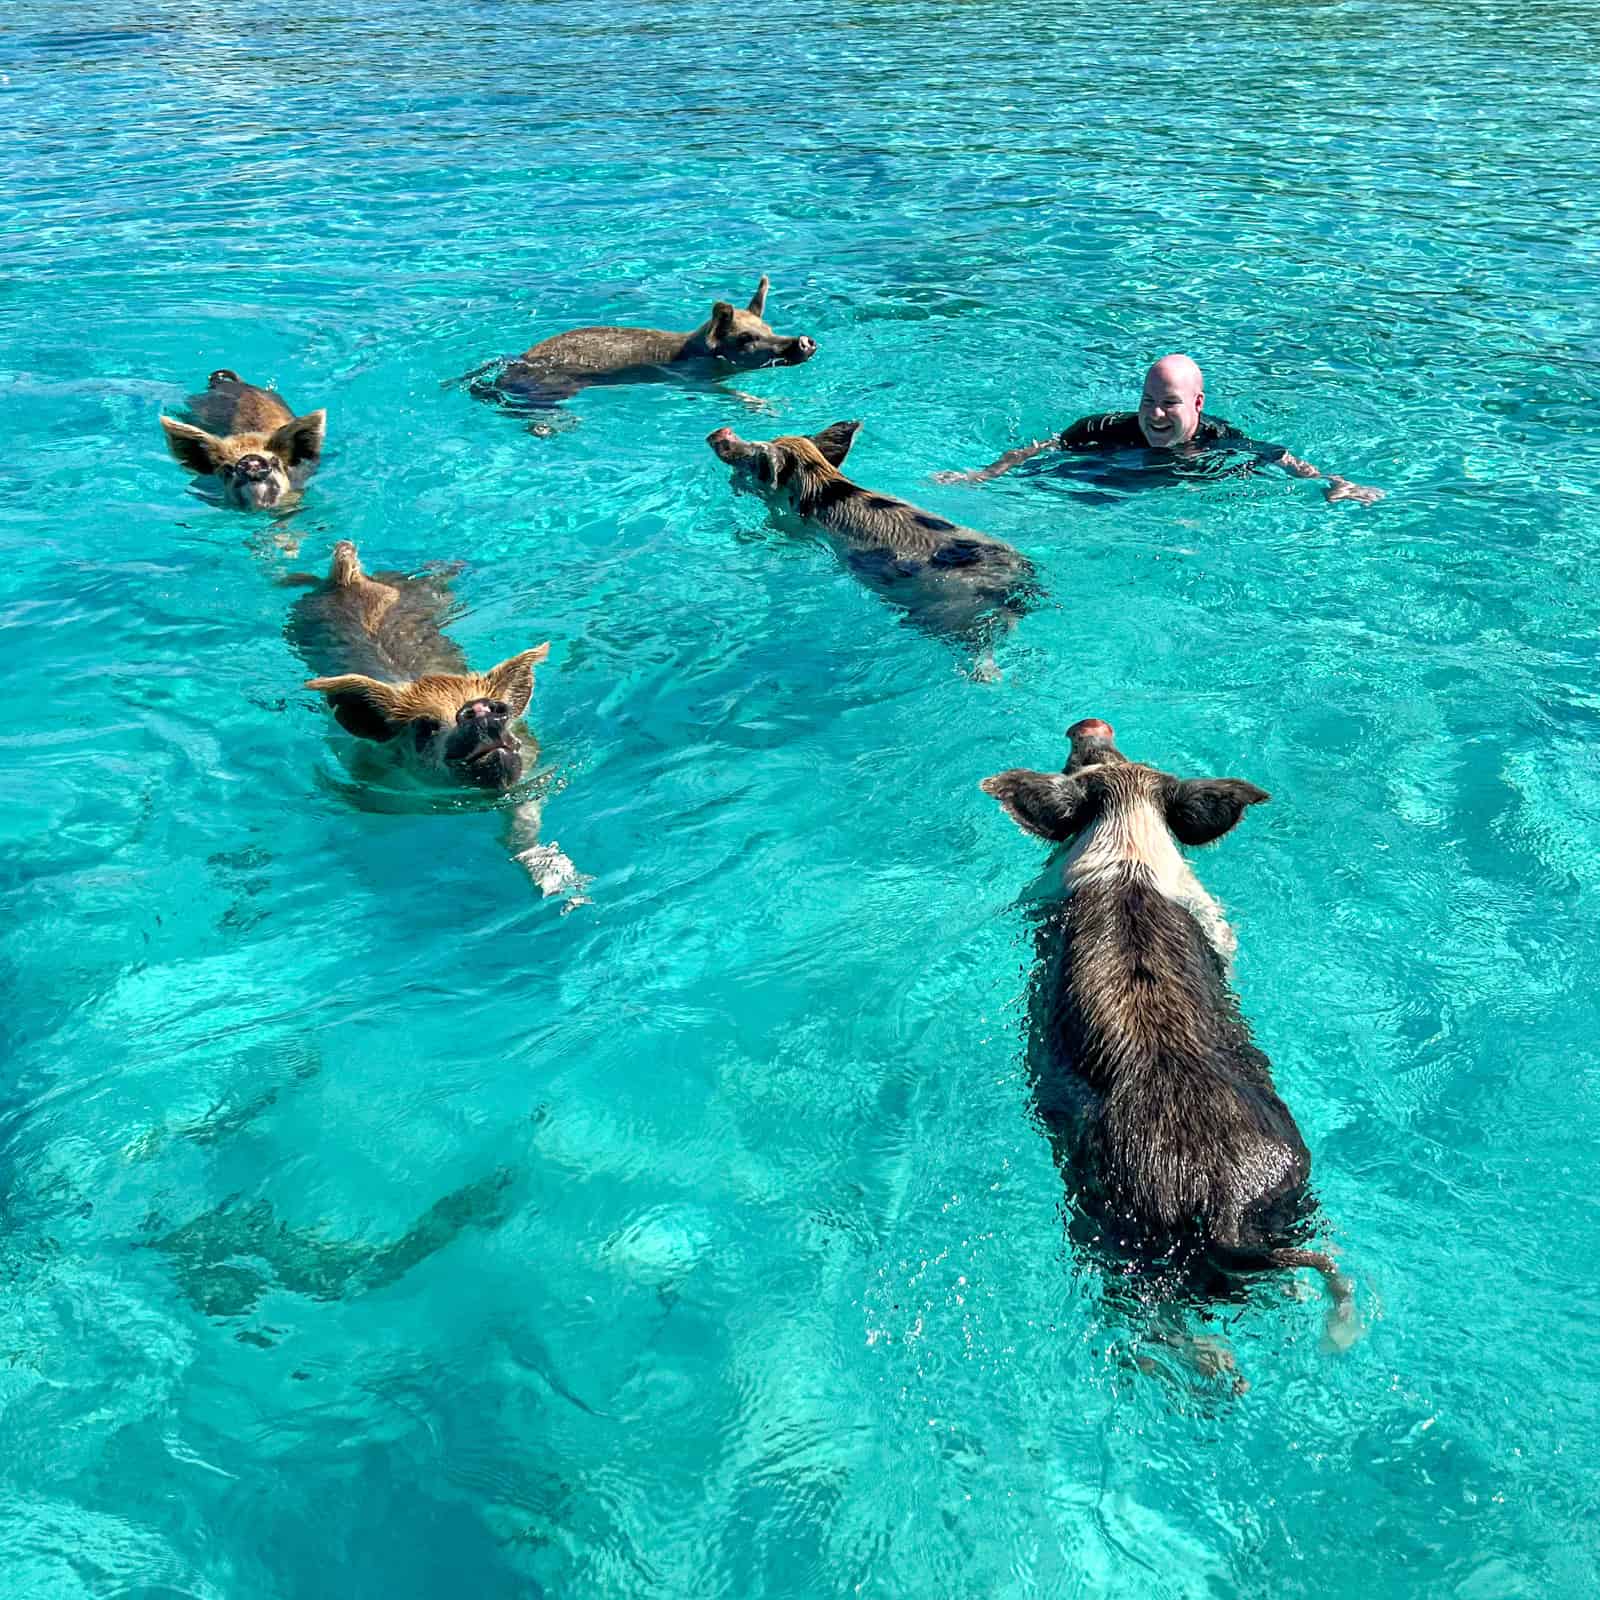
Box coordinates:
[1069,717,1115,742]
[797,338,816,354]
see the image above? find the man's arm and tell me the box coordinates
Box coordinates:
[933,438,1056,485]
[1276,450,1385,506]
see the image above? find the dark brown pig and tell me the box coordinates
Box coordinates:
[983,718,1356,1369]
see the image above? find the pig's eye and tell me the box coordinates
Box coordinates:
[734,332,759,346]
[411,717,442,750]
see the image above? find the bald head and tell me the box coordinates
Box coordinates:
[1138,354,1205,447]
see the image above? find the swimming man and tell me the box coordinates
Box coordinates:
[937,354,1384,505]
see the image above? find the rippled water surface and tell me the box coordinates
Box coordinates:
[4,1,1599,1594]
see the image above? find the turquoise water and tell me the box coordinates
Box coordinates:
[4,0,1599,1593]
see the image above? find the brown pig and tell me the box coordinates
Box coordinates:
[707,420,1038,671]
[285,542,586,903]
[468,276,816,412]
[160,369,325,509]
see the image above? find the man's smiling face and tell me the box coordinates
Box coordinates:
[1137,355,1205,448]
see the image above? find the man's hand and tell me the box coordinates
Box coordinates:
[1278,451,1384,505]
[1323,476,1385,506]
[933,440,1054,486]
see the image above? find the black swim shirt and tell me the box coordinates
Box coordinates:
[1054,411,1288,479]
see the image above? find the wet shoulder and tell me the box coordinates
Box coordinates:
[1058,411,1143,450]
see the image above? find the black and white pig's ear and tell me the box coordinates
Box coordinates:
[1165,779,1269,846]
[980,770,1092,842]
[810,420,862,468]
[708,300,737,338]
[266,408,326,470]
[305,674,403,742]
[482,644,550,719]
[747,275,770,316]
[160,417,224,475]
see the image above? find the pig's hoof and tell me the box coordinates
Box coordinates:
[1321,1300,1365,1354]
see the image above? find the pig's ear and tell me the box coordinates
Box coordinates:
[267,409,326,470]
[305,674,403,742]
[161,417,224,475]
[708,300,737,338]
[1165,779,1269,846]
[483,645,549,718]
[980,770,1092,842]
[810,420,861,468]
[747,275,770,316]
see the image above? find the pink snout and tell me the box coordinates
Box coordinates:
[707,427,743,462]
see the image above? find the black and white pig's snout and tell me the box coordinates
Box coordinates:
[782,336,818,365]
[1066,716,1127,770]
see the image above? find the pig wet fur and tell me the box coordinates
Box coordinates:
[286,541,587,904]
[468,274,816,416]
[983,718,1357,1366]
[707,420,1038,674]
[159,369,326,510]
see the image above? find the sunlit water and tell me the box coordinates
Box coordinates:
[3,1,1599,1594]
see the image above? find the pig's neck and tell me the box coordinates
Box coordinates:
[673,327,725,362]
[787,469,860,528]
[1063,811,1236,964]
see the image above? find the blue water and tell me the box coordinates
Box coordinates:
[4,1,1599,1594]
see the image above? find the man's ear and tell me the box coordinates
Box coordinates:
[1165,778,1268,846]
[810,420,861,468]
[267,409,326,469]
[707,300,736,338]
[747,275,770,316]
[160,417,224,475]
[980,770,1093,843]
[305,674,403,742]
[483,645,550,718]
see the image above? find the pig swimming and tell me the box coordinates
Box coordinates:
[160,369,325,510]
[285,542,586,903]
[983,718,1355,1359]
[707,420,1038,672]
[467,275,816,413]
[288,541,548,794]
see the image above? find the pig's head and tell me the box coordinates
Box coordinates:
[693,277,817,370]
[306,645,550,792]
[160,408,326,509]
[706,420,861,503]
[982,718,1269,877]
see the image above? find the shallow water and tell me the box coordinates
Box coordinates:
[3,0,1599,1594]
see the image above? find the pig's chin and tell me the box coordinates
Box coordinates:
[233,480,285,510]
[451,743,523,791]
